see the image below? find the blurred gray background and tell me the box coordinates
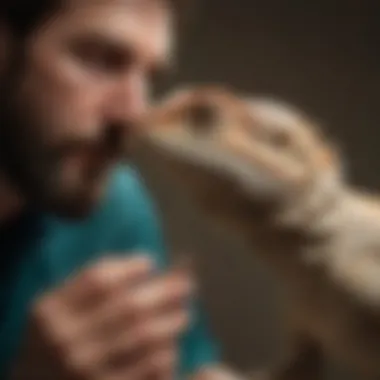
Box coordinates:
[138,1,380,379]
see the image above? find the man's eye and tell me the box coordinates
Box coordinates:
[81,48,122,72]
[71,41,128,74]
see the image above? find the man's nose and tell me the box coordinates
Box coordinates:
[104,69,148,125]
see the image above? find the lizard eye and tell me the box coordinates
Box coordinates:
[268,129,292,149]
[185,102,218,133]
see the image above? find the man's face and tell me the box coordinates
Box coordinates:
[0,0,173,218]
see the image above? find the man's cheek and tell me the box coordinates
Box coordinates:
[50,85,109,141]
[23,61,105,141]
[36,97,99,145]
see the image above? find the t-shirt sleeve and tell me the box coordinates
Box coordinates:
[112,168,221,376]
[178,301,221,376]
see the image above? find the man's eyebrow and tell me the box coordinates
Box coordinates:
[75,30,174,66]
[73,31,136,53]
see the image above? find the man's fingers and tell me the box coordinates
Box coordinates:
[102,344,178,380]
[122,309,190,351]
[27,255,190,380]
[143,345,178,380]
[33,255,155,343]
[90,267,194,334]
[128,268,194,315]
[84,309,188,370]
[59,255,155,308]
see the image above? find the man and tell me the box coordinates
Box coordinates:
[0,1,245,380]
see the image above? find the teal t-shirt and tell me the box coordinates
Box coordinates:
[0,165,219,379]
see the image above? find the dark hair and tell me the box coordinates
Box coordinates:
[0,1,61,38]
[1,0,188,39]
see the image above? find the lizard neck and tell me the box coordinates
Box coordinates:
[239,171,348,268]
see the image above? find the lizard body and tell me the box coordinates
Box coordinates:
[133,87,380,379]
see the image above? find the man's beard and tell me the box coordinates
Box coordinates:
[0,60,128,220]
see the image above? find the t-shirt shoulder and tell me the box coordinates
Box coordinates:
[102,164,166,257]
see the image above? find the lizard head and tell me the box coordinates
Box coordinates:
[134,86,343,233]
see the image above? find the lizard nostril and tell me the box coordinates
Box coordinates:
[186,102,218,133]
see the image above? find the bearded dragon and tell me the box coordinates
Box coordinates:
[132,86,380,380]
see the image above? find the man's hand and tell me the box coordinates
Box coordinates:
[11,255,193,380]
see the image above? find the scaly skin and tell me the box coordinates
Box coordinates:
[133,86,380,380]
